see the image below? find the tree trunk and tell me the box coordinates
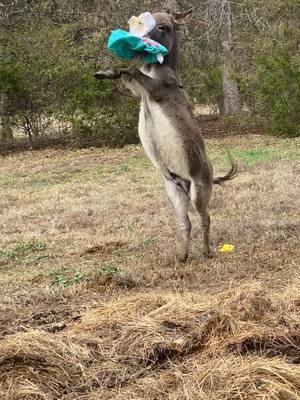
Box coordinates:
[221,63,240,115]
[220,0,240,116]
[217,93,225,116]
[0,116,14,145]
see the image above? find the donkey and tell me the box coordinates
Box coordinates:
[95,10,237,262]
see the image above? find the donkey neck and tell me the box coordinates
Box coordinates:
[145,30,180,77]
[162,35,180,76]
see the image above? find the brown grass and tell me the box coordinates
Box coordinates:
[0,135,299,399]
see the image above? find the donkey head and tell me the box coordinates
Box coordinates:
[94,9,193,80]
[148,13,177,53]
[147,9,193,74]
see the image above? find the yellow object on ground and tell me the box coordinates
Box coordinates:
[219,244,235,253]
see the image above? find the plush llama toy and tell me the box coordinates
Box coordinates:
[107,12,169,64]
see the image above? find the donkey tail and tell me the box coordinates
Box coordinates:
[213,159,237,186]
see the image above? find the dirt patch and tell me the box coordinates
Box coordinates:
[81,241,128,256]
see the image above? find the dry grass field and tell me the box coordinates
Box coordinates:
[0,134,299,399]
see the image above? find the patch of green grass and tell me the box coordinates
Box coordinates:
[93,166,105,177]
[118,164,130,173]
[28,176,50,188]
[212,137,300,167]
[50,268,89,287]
[128,157,151,168]
[50,268,71,287]
[35,254,55,262]
[50,264,121,287]
[95,263,121,277]
[0,240,47,261]
[74,271,88,284]
[117,157,151,174]
[28,170,84,188]
[142,237,158,246]
[231,148,277,165]
[0,174,11,189]
[89,156,150,181]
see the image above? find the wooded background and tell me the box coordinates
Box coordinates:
[0,0,299,150]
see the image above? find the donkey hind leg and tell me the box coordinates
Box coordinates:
[190,181,212,259]
[164,178,191,263]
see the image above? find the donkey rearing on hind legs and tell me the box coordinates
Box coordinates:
[95,10,237,262]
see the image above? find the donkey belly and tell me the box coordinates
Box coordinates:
[138,100,190,178]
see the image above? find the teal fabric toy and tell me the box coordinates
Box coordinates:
[107,12,168,64]
[108,30,168,64]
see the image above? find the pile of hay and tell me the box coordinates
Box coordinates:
[1,283,299,399]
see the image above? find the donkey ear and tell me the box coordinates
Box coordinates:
[172,8,194,24]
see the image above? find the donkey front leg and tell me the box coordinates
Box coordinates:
[95,66,140,80]
[95,67,160,98]
[164,178,191,263]
[95,67,122,80]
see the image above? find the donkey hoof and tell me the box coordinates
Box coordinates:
[203,250,213,260]
[176,254,188,264]
[94,68,120,80]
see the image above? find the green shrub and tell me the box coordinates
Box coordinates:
[255,41,300,137]
[0,18,139,147]
[71,96,139,147]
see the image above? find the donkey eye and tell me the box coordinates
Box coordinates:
[158,25,169,32]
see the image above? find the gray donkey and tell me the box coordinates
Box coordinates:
[95,10,237,262]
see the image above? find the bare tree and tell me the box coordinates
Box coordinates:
[0,114,14,145]
[201,0,240,115]
[219,0,240,115]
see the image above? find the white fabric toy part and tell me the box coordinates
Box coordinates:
[127,12,165,64]
[128,12,156,37]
